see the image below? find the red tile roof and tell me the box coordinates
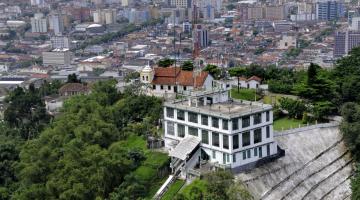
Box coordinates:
[59,83,89,95]
[152,67,209,87]
[247,76,262,82]
[31,73,49,79]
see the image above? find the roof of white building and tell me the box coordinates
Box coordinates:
[169,136,201,160]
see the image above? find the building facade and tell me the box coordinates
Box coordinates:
[49,14,64,35]
[31,13,47,33]
[316,1,344,21]
[51,36,71,49]
[42,48,71,67]
[163,90,278,173]
[334,31,360,58]
[193,24,208,48]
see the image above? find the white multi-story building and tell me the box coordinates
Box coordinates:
[350,17,360,31]
[31,13,47,33]
[42,48,71,67]
[163,90,279,177]
[51,36,70,49]
[49,14,64,35]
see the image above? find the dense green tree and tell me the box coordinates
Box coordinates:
[279,97,306,119]
[11,80,164,200]
[181,61,194,71]
[244,64,266,78]
[226,181,254,200]
[203,170,233,199]
[158,58,174,68]
[67,73,81,83]
[203,64,221,79]
[4,86,50,140]
[188,186,203,200]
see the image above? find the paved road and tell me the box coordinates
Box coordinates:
[236,126,352,200]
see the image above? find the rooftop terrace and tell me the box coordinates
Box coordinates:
[164,92,272,119]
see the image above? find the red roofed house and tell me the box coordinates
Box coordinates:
[232,76,262,89]
[140,65,213,97]
[59,83,90,96]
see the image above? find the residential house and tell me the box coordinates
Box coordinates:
[59,83,90,96]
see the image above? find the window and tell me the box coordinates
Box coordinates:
[142,76,145,80]
[233,153,236,163]
[201,115,208,125]
[254,147,258,156]
[242,116,250,128]
[153,85,156,89]
[166,107,174,118]
[223,135,229,149]
[242,132,250,146]
[167,122,174,135]
[259,146,262,158]
[189,127,198,136]
[233,134,239,149]
[168,85,171,90]
[212,132,219,147]
[161,85,164,90]
[254,113,262,125]
[222,119,228,130]
[146,76,148,81]
[223,153,226,164]
[232,118,238,130]
[212,150,216,158]
[266,111,270,121]
[254,128,262,144]
[267,144,270,156]
[177,124,185,137]
[266,126,270,138]
[212,117,219,128]
[177,110,185,120]
[202,130,209,144]
[188,112,198,123]
[184,86,187,90]
[242,149,251,160]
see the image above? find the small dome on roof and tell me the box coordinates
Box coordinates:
[141,63,153,73]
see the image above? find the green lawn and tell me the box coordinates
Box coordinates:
[230,88,261,101]
[263,95,282,105]
[161,179,185,200]
[263,93,298,105]
[119,135,147,151]
[273,117,305,131]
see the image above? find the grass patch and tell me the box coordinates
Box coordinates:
[263,95,282,105]
[230,88,261,101]
[134,166,157,181]
[273,117,304,131]
[161,179,185,200]
[119,135,147,151]
[143,151,170,168]
[181,179,207,198]
[263,93,298,105]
